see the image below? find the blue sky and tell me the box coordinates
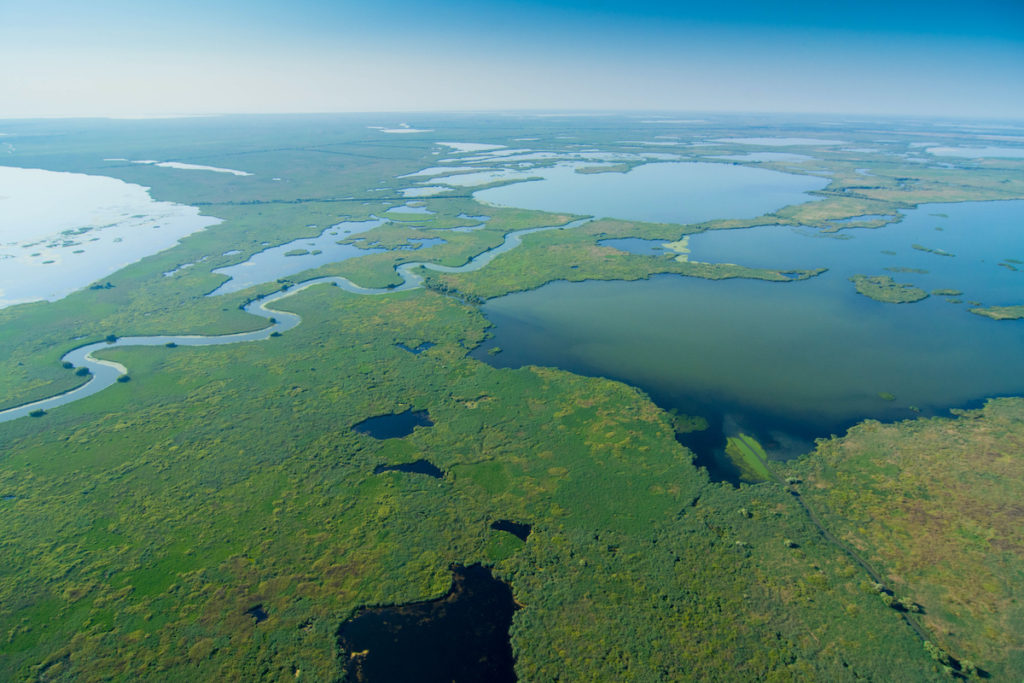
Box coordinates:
[1,0,1022,118]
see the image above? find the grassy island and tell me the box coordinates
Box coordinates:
[850,274,929,303]
[969,304,1024,320]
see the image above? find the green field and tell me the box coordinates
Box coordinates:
[724,434,774,483]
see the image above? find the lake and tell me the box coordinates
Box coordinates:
[474,162,829,225]
[0,166,219,308]
[474,200,1024,463]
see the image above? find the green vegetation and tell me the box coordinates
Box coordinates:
[0,285,953,680]
[668,410,709,434]
[885,266,929,274]
[930,288,962,296]
[969,304,1024,320]
[912,243,955,257]
[575,163,632,174]
[2,115,1024,680]
[849,274,929,303]
[724,434,774,483]
[431,219,825,301]
[786,398,1024,679]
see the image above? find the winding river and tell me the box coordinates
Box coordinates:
[0,218,592,424]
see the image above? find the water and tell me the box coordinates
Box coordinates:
[395,341,436,354]
[706,153,813,163]
[0,217,591,423]
[711,137,846,146]
[386,203,435,215]
[430,169,535,187]
[374,459,444,478]
[352,408,433,439]
[926,146,1024,159]
[490,519,531,541]
[474,201,1024,461]
[0,166,220,308]
[337,564,517,683]
[475,162,828,224]
[208,219,387,295]
[598,238,671,256]
[693,201,1024,305]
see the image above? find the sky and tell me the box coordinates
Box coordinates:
[1,0,1022,119]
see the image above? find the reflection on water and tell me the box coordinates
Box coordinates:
[0,166,219,308]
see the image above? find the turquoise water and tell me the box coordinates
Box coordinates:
[474,162,828,225]
[474,201,1024,462]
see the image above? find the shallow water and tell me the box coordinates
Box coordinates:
[693,201,1024,305]
[711,137,845,146]
[0,166,219,308]
[475,162,828,225]
[208,219,387,295]
[598,237,671,255]
[0,217,591,423]
[474,201,1024,461]
[706,152,812,162]
[926,146,1024,159]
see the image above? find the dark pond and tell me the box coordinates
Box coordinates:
[337,564,518,683]
[373,459,444,478]
[674,428,744,487]
[490,519,531,541]
[395,341,436,354]
[353,408,433,439]
[245,604,268,623]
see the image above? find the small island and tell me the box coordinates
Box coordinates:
[969,304,1024,320]
[849,274,929,303]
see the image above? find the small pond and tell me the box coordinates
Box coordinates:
[490,520,531,541]
[337,564,517,683]
[353,408,433,439]
[374,459,443,478]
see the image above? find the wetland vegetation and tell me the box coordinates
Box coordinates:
[1,113,1023,681]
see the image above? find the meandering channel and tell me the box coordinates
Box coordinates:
[0,218,592,424]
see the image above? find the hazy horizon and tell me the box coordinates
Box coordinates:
[1,0,1022,119]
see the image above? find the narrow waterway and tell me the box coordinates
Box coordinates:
[0,218,591,424]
